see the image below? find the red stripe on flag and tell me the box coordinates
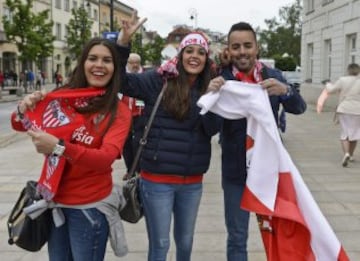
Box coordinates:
[242,173,316,260]
[242,185,272,215]
[338,247,350,261]
[246,135,254,150]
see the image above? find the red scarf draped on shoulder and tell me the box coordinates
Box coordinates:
[232,60,264,83]
[20,87,105,200]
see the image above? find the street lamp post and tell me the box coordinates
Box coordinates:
[110,0,114,31]
[188,8,198,29]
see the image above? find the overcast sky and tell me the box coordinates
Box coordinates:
[121,0,296,37]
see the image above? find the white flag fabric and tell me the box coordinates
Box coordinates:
[197,81,349,261]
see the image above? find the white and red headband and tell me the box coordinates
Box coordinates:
[179,33,209,53]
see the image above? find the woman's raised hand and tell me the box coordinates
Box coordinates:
[117,10,147,46]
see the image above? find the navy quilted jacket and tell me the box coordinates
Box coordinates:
[120,68,220,176]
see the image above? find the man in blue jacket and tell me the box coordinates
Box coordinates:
[210,22,307,261]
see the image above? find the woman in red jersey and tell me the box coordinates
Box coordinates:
[11,37,132,260]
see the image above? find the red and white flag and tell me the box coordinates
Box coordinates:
[197,81,349,261]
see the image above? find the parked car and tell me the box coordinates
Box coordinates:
[283,71,301,93]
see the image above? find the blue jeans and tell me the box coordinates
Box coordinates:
[48,208,109,261]
[222,177,250,261]
[140,178,202,261]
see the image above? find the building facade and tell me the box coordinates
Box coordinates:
[0,0,134,85]
[301,0,360,86]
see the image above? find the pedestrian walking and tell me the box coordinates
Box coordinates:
[54,69,63,87]
[35,70,43,90]
[317,63,360,167]
[19,71,25,88]
[27,70,35,90]
[0,70,4,90]
[12,71,18,87]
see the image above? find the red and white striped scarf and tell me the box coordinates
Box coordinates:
[20,88,105,200]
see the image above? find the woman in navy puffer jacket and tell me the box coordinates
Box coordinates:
[117,14,220,261]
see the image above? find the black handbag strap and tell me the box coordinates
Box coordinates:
[127,79,168,178]
[7,187,27,224]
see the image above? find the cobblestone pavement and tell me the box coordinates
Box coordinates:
[0,97,359,260]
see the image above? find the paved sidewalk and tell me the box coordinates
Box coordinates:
[0,83,57,103]
[0,104,359,260]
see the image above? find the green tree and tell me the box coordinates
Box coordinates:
[29,11,55,69]
[130,34,165,67]
[273,55,297,71]
[2,0,54,70]
[101,21,121,34]
[66,6,93,59]
[131,33,147,64]
[258,0,302,66]
[145,35,165,66]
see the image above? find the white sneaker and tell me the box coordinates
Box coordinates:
[342,153,350,167]
[349,156,354,162]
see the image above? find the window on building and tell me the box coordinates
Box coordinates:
[93,9,98,21]
[86,4,91,17]
[64,0,70,11]
[3,6,12,22]
[73,0,78,9]
[306,43,314,81]
[322,0,334,6]
[324,39,332,80]
[55,0,61,9]
[102,13,107,24]
[304,0,314,13]
[56,23,62,40]
[346,34,357,65]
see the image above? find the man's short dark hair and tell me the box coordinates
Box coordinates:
[227,22,257,42]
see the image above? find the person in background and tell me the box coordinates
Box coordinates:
[19,71,25,88]
[117,12,220,261]
[35,70,43,90]
[10,37,132,260]
[321,63,360,167]
[27,69,35,90]
[12,70,18,87]
[126,53,143,73]
[56,72,63,87]
[54,70,58,84]
[54,69,63,87]
[41,71,46,85]
[121,52,145,180]
[208,21,307,260]
[0,70,4,89]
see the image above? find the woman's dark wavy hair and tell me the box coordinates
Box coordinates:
[54,37,121,131]
[162,48,213,121]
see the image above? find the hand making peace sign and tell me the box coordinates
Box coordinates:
[117,10,147,46]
